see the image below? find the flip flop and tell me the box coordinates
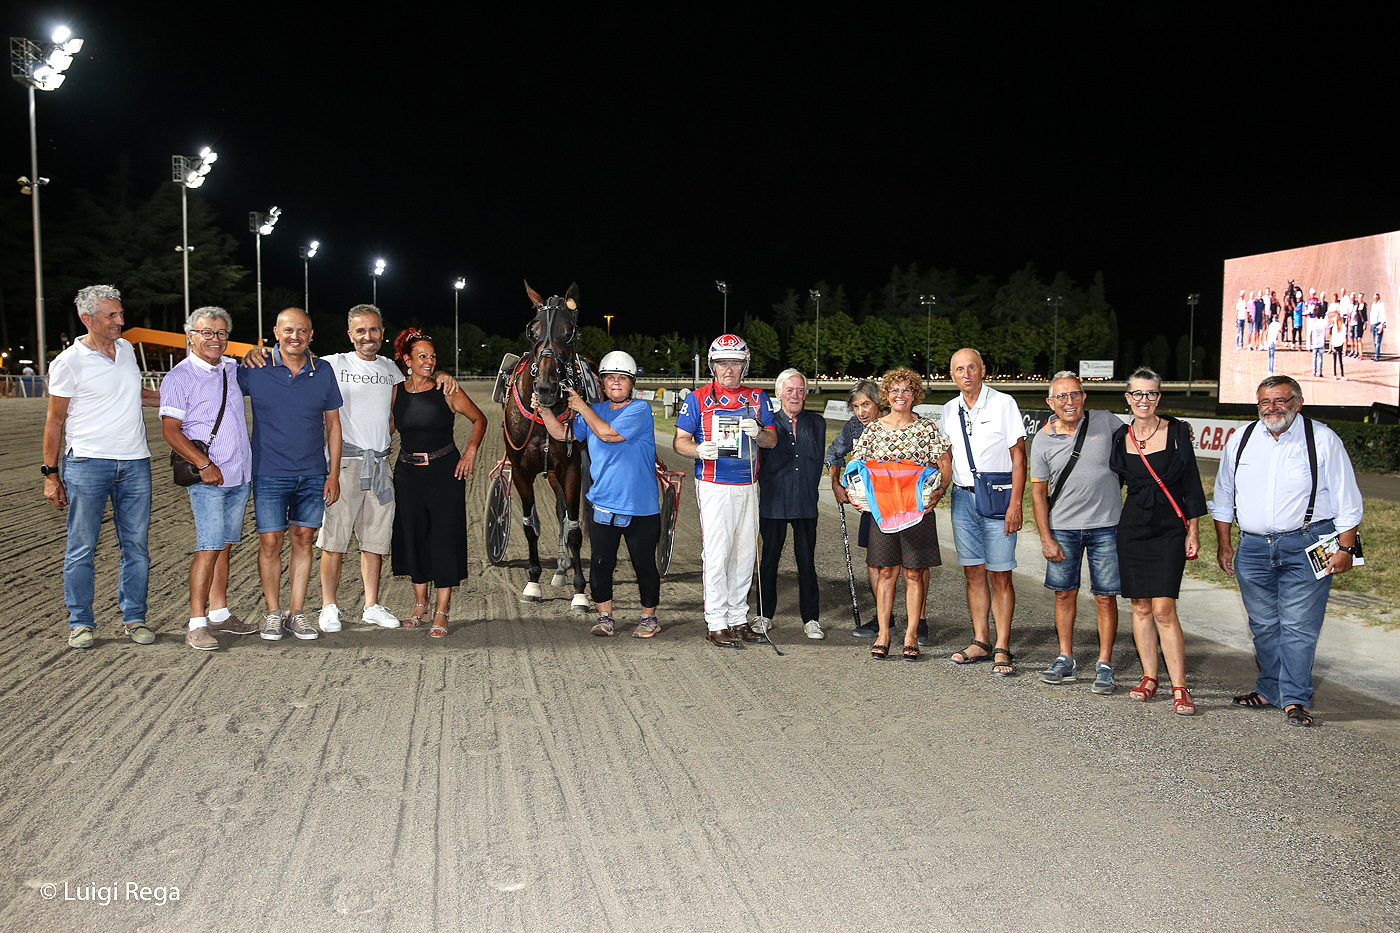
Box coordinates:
[950,639,992,664]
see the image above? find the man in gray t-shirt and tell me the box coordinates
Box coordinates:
[1028,373,1122,694]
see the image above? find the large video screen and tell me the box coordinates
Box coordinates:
[1220,231,1399,408]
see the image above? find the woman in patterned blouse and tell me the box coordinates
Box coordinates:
[849,367,951,661]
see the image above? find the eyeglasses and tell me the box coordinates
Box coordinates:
[1258,396,1298,411]
[192,329,229,339]
[713,360,743,370]
[1048,391,1084,403]
[1126,390,1161,401]
[887,386,915,397]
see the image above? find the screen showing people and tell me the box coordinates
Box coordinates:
[1220,230,1398,408]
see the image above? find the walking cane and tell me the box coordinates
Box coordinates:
[747,400,782,656]
[837,501,863,630]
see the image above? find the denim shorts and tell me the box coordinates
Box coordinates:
[950,485,1017,571]
[188,482,251,550]
[253,475,326,533]
[1043,526,1120,595]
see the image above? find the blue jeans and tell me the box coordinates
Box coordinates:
[1374,323,1385,361]
[62,455,151,627]
[1267,343,1275,373]
[188,482,250,551]
[1236,319,1245,348]
[252,475,326,533]
[1312,347,1324,375]
[1044,527,1120,595]
[950,486,1017,572]
[1233,519,1335,709]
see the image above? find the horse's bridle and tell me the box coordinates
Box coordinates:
[528,296,582,394]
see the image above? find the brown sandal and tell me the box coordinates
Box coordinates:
[1172,685,1196,716]
[991,647,1016,677]
[871,642,889,659]
[1129,675,1159,701]
[404,603,430,627]
[903,644,920,661]
[950,639,992,664]
[430,611,448,638]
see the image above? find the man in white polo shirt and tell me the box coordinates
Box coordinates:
[42,285,161,649]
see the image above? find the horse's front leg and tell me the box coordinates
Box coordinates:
[565,461,588,613]
[516,476,544,603]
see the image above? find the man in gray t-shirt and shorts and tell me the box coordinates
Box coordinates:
[1029,372,1122,694]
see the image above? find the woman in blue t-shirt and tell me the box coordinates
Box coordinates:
[534,351,661,637]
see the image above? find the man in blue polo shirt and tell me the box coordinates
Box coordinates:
[237,308,343,641]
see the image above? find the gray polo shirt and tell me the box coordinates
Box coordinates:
[1029,408,1123,531]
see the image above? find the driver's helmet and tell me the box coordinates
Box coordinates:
[707,334,750,379]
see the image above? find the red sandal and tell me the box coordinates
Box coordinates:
[1172,685,1196,716]
[1129,675,1159,701]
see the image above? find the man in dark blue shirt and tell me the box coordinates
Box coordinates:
[237,308,343,641]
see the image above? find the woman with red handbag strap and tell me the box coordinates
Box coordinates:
[1109,367,1208,716]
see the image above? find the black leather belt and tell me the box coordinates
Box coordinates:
[401,443,456,467]
[955,484,974,493]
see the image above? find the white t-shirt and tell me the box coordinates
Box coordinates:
[321,352,404,453]
[940,384,1026,487]
[47,337,150,460]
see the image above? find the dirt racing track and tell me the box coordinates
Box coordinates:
[0,393,1397,932]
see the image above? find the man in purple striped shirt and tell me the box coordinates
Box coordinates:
[159,307,258,650]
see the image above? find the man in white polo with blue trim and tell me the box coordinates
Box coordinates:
[941,347,1026,676]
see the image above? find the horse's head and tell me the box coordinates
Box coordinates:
[524,280,581,410]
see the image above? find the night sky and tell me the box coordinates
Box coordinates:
[5,5,1397,351]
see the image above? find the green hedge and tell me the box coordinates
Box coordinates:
[1330,422,1400,473]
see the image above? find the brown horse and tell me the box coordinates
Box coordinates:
[500,282,590,611]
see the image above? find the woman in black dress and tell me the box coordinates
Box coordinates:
[1109,367,1207,715]
[391,331,487,637]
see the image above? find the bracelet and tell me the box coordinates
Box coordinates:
[197,462,212,471]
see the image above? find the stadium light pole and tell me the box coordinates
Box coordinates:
[372,258,386,304]
[300,240,319,315]
[453,277,466,375]
[919,294,936,383]
[715,280,728,334]
[11,25,84,376]
[1047,294,1064,375]
[249,207,280,346]
[172,147,218,321]
[1187,293,1201,396]
[810,288,822,384]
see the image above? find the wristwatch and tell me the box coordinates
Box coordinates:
[40,464,59,476]
[1338,543,1361,556]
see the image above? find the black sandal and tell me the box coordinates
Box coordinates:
[903,644,920,661]
[951,639,992,664]
[1285,705,1315,727]
[991,647,1016,677]
[871,642,889,659]
[1232,691,1273,709]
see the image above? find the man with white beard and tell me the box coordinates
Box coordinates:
[1211,375,1363,728]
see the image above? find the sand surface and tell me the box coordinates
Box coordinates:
[2,392,1398,932]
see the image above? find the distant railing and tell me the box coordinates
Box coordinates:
[0,371,167,399]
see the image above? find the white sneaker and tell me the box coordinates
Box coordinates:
[362,604,401,628]
[318,604,342,633]
[750,616,772,634]
[804,620,825,640]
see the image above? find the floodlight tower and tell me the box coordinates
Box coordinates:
[453,277,466,375]
[300,240,319,314]
[372,258,386,304]
[715,280,728,334]
[11,25,84,375]
[249,207,280,346]
[1187,293,1201,396]
[810,288,822,384]
[919,294,936,381]
[172,147,218,319]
